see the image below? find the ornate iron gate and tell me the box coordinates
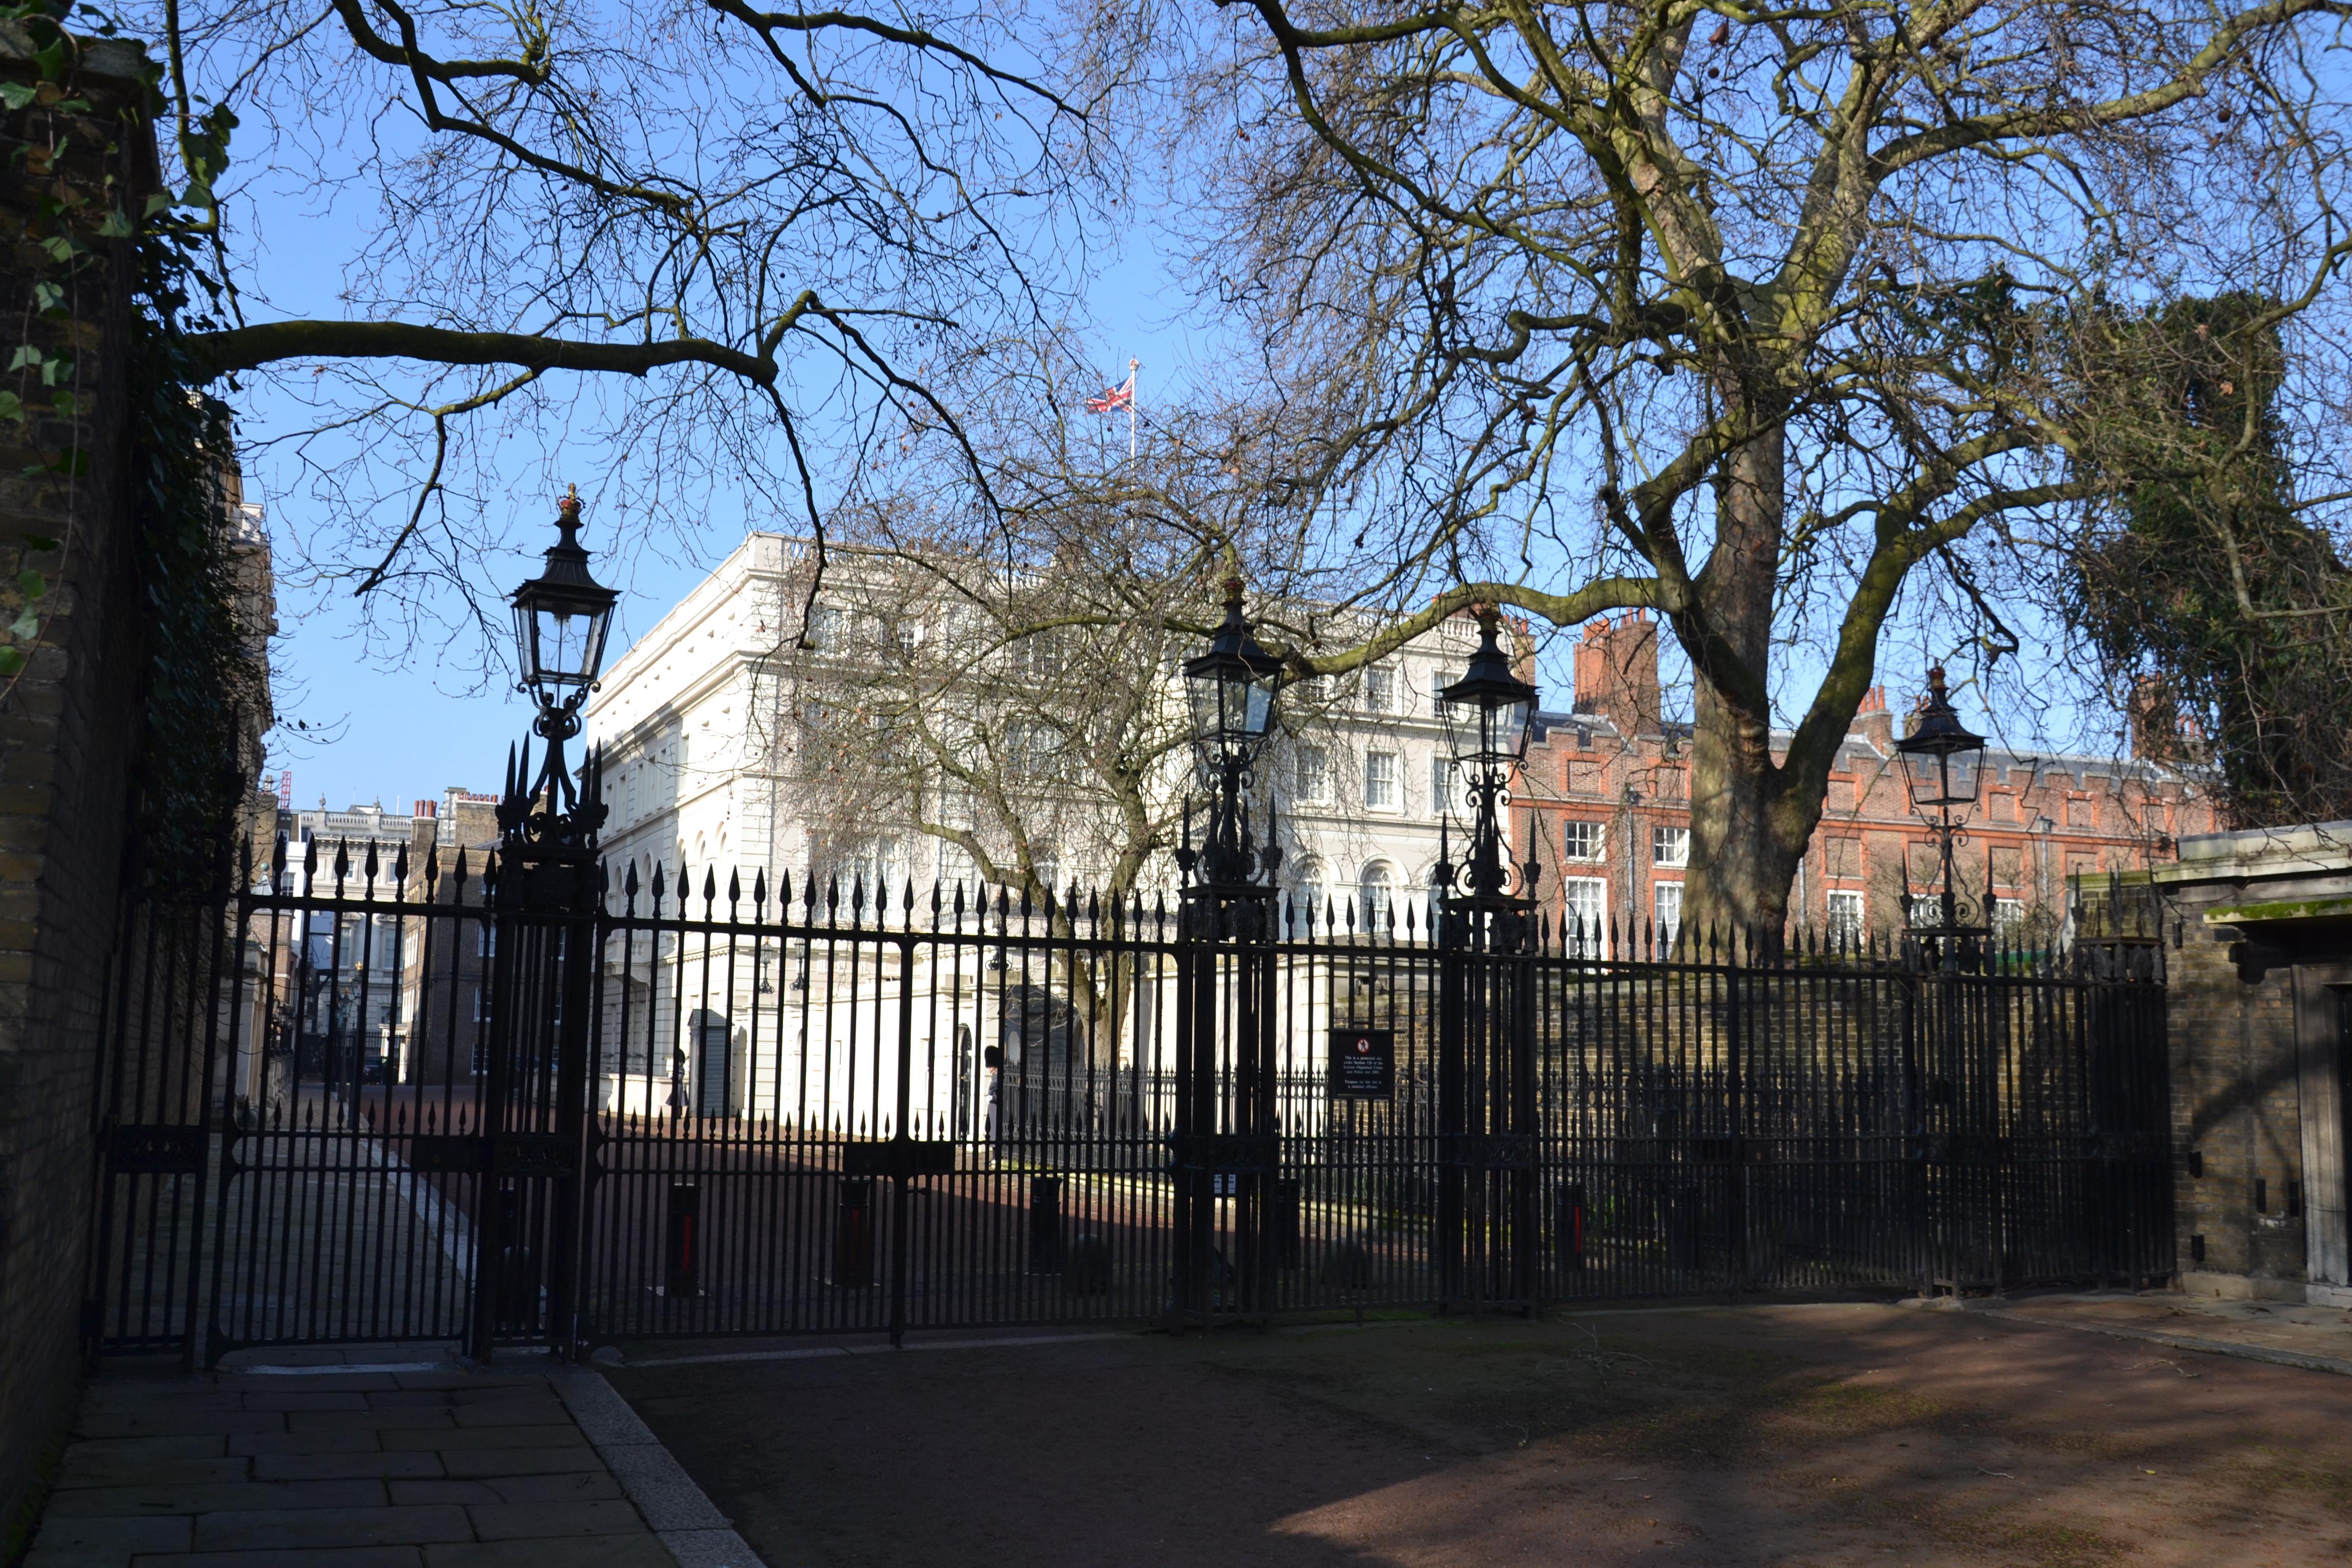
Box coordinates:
[85,825,2174,1363]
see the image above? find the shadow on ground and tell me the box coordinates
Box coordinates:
[606,1304,2352,1567]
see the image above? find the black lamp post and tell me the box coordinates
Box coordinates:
[1428,605,1543,1313]
[1169,574,1284,1325]
[1434,607,1541,929]
[501,486,619,856]
[1894,665,1992,964]
[478,485,620,1363]
[1174,575,1285,897]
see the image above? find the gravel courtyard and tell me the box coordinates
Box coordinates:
[604,1299,2352,1567]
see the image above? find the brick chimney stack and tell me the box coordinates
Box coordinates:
[2128,675,2181,763]
[1573,612,1660,737]
[1850,685,1893,753]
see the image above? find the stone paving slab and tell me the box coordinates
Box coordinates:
[22,1348,765,1568]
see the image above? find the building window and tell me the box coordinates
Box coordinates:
[1653,881,1683,946]
[1291,862,1327,925]
[1360,863,1394,931]
[469,990,491,1076]
[1652,825,1689,867]
[1826,890,1865,947]
[1364,749,1398,808]
[1294,745,1330,804]
[845,837,906,899]
[1430,754,1455,818]
[1990,896,2027,941]
[1561,877,1607,955]
[1362,666,1395,714]
[1561,820,1604,862]
[476,923,495,957]
[807,604,848,652]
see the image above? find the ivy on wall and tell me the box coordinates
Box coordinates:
[0,4,263,890]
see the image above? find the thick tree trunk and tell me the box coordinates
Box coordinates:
[1681,409,1815,942]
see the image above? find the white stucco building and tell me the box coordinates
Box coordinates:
[585,533,1501,929]
[578,534,1513,1126]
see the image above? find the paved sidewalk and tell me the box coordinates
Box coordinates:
[1905,1287,2352,1375]
[21,1346,765,1568]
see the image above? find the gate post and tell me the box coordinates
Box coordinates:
[1169,577,1285,1328]
[472,736,609,1364]
[1435,880,1468,1306]
[1431,820,1541,1315]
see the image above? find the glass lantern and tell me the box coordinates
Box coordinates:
[1182,578,1282,766]
[1438,609,1538,770]
[510,487,619,708]
[1895,666,1987,812]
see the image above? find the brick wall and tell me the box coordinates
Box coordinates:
[0,40,159,1554]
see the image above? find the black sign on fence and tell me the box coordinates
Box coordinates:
[1329,1027,1395,1099]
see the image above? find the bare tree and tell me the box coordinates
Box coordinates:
[1064,0,2352,933]
[755,534,1203,913]
[112,0,1113,649]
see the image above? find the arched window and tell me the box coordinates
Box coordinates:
[1290,860,1327,930]
[1359,862,1395,932]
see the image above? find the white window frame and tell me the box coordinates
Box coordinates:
[1429,754,1455,819]
[1561,820,1605,863]
[1652,881,1683,946]
[1652,825,1690,868]
[1362,666,1396,714]
[1364,749,1398,809]
[1560,876,1607,955]
[1295,745,1331,805]
[1359,863,1395,930]
[1826,890,1865,947]
[1291,863,1327,925]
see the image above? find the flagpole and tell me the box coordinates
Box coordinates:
[1128,357,1138,463]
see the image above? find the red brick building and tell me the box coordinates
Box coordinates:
[1511,612,2215,949]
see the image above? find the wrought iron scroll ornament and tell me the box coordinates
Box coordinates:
[497,733,609,861]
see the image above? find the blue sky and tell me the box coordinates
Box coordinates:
[242,147,1307,811]
[228,36,2099,814]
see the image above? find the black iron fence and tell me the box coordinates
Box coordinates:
[85,844,2171,1362]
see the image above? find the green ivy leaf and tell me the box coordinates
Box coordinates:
[94,209,132,238]
[18,535,56,552]
[31,281,61,312]
[0,82,35,111]
[19,570,46,600]
[39,234,73,263]
[0,391,23,423]
[0,647,24,678]
[8,608,35,640]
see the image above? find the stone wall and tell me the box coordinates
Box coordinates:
[2163,912,2308,1296]
[0,38,159,1556]
[2154,825,2352,1307]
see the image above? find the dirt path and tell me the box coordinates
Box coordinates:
[606,1303,2352,1567]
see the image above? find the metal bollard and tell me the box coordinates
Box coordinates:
[1272,1177,1303,1270]
[832,1177,874,1288]
[1028,1175,1065,1273]
[665,1183,700,1298]
[1665,1182,1700,1273]
[1557,1182,1586,1272]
